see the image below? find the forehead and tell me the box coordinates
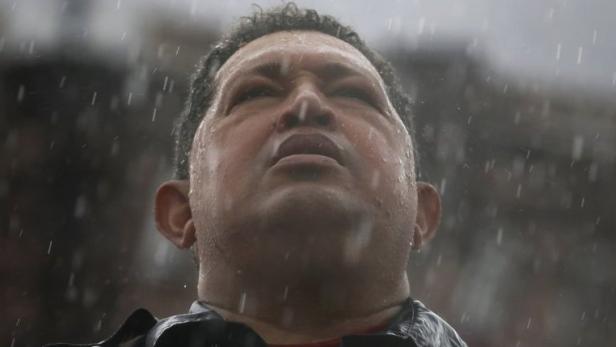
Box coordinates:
[216,30,382,84]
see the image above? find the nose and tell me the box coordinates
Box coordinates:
[276,81,336,132]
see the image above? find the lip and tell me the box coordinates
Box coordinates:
[271,133,344,167]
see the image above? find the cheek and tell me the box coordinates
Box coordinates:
[347,119,411,187]
[190,115,273,207]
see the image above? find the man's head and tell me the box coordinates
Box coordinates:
[155,3,440,307]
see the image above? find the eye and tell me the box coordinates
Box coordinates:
[233,85,279,106]
[331,86,375,106]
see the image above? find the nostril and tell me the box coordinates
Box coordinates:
[315,114,330,126]
[286,115,300,128]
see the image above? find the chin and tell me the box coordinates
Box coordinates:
[258,183,367,229]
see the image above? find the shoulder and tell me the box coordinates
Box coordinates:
[406,300,467,347]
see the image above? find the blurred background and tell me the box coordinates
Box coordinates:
[1,0,615,346]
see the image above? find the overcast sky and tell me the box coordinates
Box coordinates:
[6,0,616,94]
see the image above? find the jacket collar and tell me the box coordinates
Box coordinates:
[142,298,466,347]
[45,298,466,347]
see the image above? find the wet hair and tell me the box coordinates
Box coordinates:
[173,2,415,179]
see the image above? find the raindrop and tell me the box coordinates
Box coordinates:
[162,76,169,92]
[496,227,503,245]
[417,17,425,35]
[592,29,598,45]
[59,76,66,88]
[572,135,584,160]
[515,184,522,198]
[47,240,53,255]
[526,317,532,329]
[67,272,75,287]
[127,92,133,105]
[17,85,25,102]
[90,91,97,105]
[116,0,121,10]
[576,46,583,65]
[238,292,247,313]
[555,43,561,61]
[298,100,308,122]
[580,197,585,208]
[344,217,373,263]
[110,140,120,156]
[283,286,289,301]
[74,195,87,218]
[208,58,221,78]
[439,178,447,195]
[175,46,181,56]
[514,111,521,124]
[92,320,103,332]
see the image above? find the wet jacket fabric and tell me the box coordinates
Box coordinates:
[46,298,467,347]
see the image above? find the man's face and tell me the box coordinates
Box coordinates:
[188,31,420,285]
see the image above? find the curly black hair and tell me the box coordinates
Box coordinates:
[173,2,416,179]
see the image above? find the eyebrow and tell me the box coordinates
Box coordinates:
[246,60,370,82]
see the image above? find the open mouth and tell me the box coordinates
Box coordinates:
[271,133,344,166]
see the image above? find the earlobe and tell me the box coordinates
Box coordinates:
[154,180,196,249]
[412,182,442,250]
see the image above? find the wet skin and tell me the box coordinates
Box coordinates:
[155,30,441,343]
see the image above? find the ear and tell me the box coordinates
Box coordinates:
[412,182,442,250]
[154,180,196,249]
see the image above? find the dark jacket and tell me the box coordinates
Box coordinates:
[46,298,467,347]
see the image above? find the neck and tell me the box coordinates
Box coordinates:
[197,268,410,344]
